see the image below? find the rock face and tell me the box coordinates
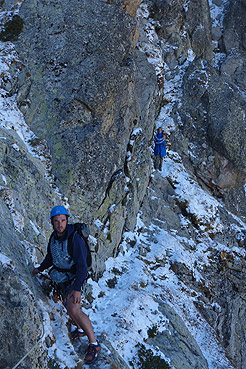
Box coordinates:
[0,259,48,369]
[12,0,158,275]
[0,0,157,367]
[1,0,246,368]
[158,0,246,216]
[16,0,137,202]
[147,302,209,369]
[139,170,244,369]
[144,0,246,367]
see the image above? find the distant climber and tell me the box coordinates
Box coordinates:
[32,205,100,364]
[153,127,167,170]
[237,229,246,247]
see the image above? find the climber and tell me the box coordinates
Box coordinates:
[32,205,100,364]
[237,229,246,247]
[153,127,167,170]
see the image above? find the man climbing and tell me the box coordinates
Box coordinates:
[32,205,100,364]
[153,127,167,171]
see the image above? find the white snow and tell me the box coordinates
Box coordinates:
[0,1,243,369]
[208,0,229,66]
[94,219,104,228]
[85,210,236,369]
[136,3,164,90]
[1,187,25,232]
[0,252,14,267]
[0,38,64,200]
[208,0,229,28]
[131,128,143,136]
[43,300,81,369]
[108,204,116,213]
[22,240,39,266]
[1,174,7,184]
[162,154,223,234]
[29,220,40,236]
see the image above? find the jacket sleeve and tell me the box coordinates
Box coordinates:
[38,246,53,272]
[72,233,88,291]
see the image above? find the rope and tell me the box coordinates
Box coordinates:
[12,248,46,369]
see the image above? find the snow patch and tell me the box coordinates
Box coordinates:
[0,252,14,267]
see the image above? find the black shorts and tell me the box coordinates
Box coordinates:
[56,280,75,306]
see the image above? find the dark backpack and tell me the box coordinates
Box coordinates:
[68,222,92,270]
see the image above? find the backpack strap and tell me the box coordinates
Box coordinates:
[51,224,92,272]
[67,229,76,258]
[48,230,77,275]
[69,225,92,270]
[50,264,76,273]
[47,231,55,253]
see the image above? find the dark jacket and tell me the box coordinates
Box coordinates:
[38,224,87,291]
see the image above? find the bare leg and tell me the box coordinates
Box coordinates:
[66,294,96,343]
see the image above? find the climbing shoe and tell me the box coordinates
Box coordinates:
[84,341,101,364]
[70,328,85,340]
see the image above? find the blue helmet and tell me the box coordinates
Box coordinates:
[50,205,69,219]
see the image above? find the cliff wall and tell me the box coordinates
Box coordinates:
[1,0,246,368]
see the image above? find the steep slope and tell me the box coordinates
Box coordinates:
[135,0,246,367]
[12,0,158,276]
[0,0,157,367]
[1,0,246,368]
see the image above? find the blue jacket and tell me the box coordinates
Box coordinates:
[38,224,87,291]
[154,129,166,157]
